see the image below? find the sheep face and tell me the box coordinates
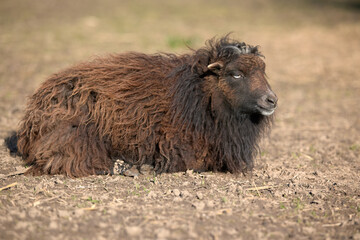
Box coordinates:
[208,54,277,116]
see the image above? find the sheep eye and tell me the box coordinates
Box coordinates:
[233,73,244,79]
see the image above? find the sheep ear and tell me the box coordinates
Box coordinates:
[207,62,223,74]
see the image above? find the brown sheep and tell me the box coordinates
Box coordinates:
[10,36,277,177]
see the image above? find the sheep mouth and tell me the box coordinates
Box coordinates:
[255,105,276,116]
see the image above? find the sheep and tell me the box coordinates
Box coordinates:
[10,36,277,177]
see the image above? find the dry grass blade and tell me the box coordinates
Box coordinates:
[215,208,233,215]
[0,169,27,179]
[33,196,61,207]
[322,223,343,227]
[0,182,18,192]
[82,205,97,211]
[245,185,276,191]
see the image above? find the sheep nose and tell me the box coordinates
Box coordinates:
[265,91,278,108]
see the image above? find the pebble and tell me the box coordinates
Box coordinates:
[182,181,190,186]
[53,179,64,185]
[227,184,237,193]
[49,221,58,229]
[123,167,139,177]
[185,169,194,177]
[139,164,154,175]
[15,166,26,172]
[15,221,29,229]
[98,222,108,229]
[226,228,238,235]
[192,202,205,211]
[217,208,232,215]
[107,209,118,216]
[5,215,13,222]
[196,192,204,200]
[206,200,215,208]
[353,233,360,240]
[155,228,170,239]
[28,208,40,218]
[20,211,27,219]
[58,210,70,218]
[180,190,190,198]
[173,197,182,202]
[303,227,315,235]
[74,209,85,216]
[34,182,45,193]
[172,189,181,196]
[125,226,142,237]
[148,191,157,198]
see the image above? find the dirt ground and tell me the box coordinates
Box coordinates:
[0,0,360,239]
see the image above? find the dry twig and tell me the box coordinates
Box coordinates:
[245,185,276,191]
[0,182,18,191]
[0,169,27,179]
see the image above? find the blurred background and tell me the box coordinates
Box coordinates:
[1,0,359,99]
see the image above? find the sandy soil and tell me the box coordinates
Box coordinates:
[0,0,359,239]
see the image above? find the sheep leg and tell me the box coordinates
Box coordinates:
[24,123,112,177]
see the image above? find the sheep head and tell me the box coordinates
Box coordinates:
[196,39,278,117]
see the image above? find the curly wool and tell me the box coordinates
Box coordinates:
[16,36,272,177]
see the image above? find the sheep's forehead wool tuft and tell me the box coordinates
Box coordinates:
[236,43,253,54]
[214,38,261,59]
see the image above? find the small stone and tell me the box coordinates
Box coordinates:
[123,166,139,177]
[227,184,237,192]
[108,209,118,216]
[148,191,157,198]
[303,227,315,235]
[49,221,58,229]
[112,159,135,176]
[217,208,232,215]
[172,189,181,196]
[98,222,108,229]
[186,169,194,176]
[28,208,40,218]
[206,200,215,208]
[226,228,238,235]
[17,211,26,219]
[15,166,26,172]
[188,227,198,238]
[196,192,203,200]
[139,164,154,175]
[74,209,84,216]
[353,233,360,240]
[182,181,190,186]
[155,228,170,239]
[58,210,70,218]
[53,179,64,184]
[173,197,182,202]
[15,221,29,229]
[34,182,45,193]
[192,202,205,211]
[5,215,13,222]
[180,190,190,198]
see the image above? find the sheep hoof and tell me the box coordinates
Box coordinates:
[112,159,139,177]
[139,164,155,175]
[123,166,140,177]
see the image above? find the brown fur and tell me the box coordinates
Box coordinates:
[15,36,276,177]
